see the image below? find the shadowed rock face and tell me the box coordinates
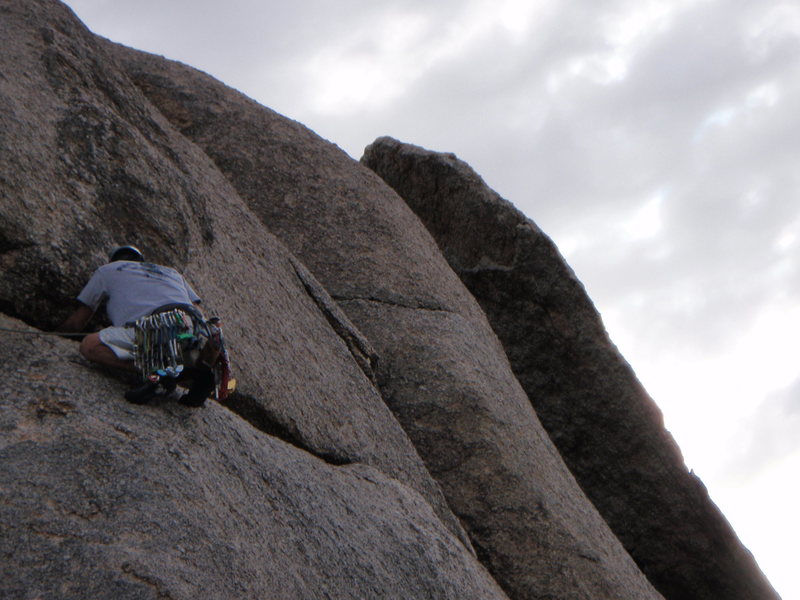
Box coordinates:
[110,40,664,600]
[361,136,781,600]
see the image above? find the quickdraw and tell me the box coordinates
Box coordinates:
[205,318,234,402]
[133,308,194,379]
[132,308,235,402]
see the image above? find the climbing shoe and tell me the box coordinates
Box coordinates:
[124,381,160,405]
[124,377,180,405]
[178,368,214,408]
[178,392,206,408]
[160,376,179,394]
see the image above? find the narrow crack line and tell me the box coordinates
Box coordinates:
[29,527,108,544]
[459,264,515,275]
[0,239,36,256]
[290,258,378,385]
[220,391,353,468]
[121,563,176,600]
[331,294,456,315]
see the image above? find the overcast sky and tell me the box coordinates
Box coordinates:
[63,1,799,596]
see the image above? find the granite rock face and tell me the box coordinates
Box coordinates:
[0,0,482,591]
[0,314,508,600]
[362,136,781,600]
[110,40,665,600]
[0,0,778,598]
[0,0,470,549]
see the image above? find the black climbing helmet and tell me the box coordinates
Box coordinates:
[109,245,144,263]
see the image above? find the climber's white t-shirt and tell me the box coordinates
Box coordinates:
[77,261,201,326]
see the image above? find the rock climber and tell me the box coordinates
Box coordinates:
[59,245,217,406]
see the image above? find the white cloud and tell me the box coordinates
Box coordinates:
[715,448,800,598]
[298,0,558,115]
[302,12,433,113]
[774,217,799,252]
[621,190,665,240]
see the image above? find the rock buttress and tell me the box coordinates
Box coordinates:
[0,0,471,562]
[361,135,781,600]
[111,42,666,600]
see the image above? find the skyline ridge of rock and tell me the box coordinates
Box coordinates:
[362,136,780,600]
[0,1,780,599]
[109,38,666,600]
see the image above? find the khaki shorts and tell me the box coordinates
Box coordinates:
[98,326,136,361]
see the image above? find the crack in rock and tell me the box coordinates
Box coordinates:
[333,294,454,315]
[291,257,379,385]
[220,391,353,467]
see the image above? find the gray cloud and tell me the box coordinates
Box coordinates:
[722,377,800,483]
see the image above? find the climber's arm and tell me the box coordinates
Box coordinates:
[57,303,95,333]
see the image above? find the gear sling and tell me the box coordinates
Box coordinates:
[132,303,232,403]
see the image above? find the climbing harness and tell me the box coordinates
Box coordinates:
[132,306,234,402]
[133,308,194,379]
[1,310,235,403]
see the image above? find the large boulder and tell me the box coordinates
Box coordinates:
[361,136,781,600]
[0,0,468,559]
[110,41,664,600]
[0,314,509,600]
